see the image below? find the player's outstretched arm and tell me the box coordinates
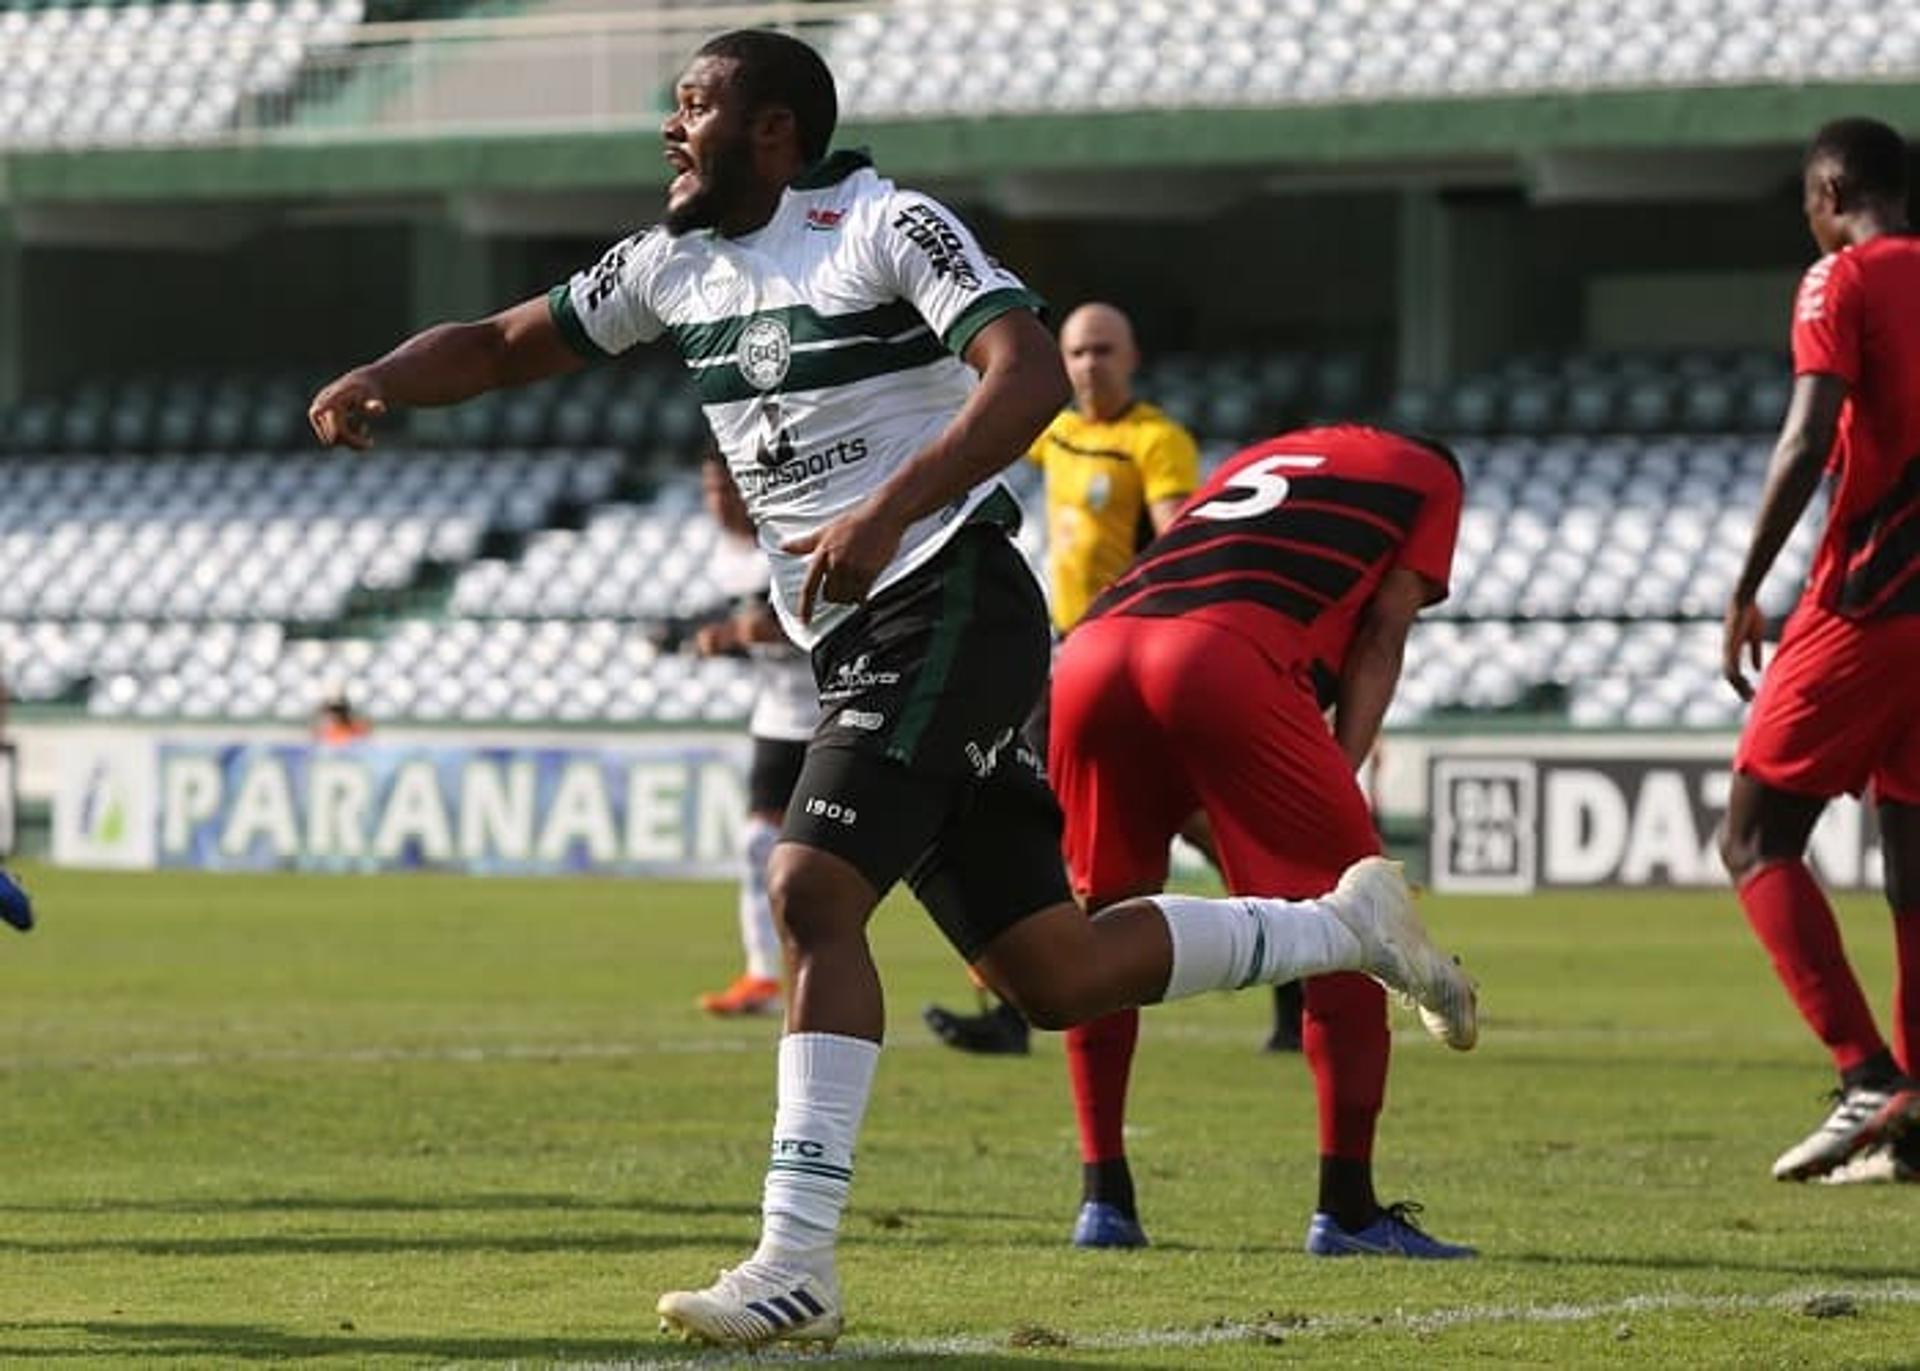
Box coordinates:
[1334,568,1431,770]
[308,296,586,449]
[787,310,1068,621]
[1723,373,1846,698]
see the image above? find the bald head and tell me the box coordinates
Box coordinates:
[1060,302,1140,422]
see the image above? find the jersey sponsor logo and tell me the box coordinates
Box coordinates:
[754,423,797,470]
[891,204,982,290]
[737,316,793,391]
[963,726,1017,779]
[805,207,846,232]
[582,238,631,311]
[751,398,796,469]
[824,653,900,693]
[735,436,870,500]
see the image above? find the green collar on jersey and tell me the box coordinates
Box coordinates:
[789,148,874,191]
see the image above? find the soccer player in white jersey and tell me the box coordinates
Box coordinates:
[307,29,1476,1348]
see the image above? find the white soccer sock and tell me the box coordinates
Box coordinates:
[1154,893,1364,1002]
[738,816,783,981]
[751,1032,880,1278]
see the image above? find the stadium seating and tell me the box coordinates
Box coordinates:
[0,367,708,458]
[0,347,1812,730]
[13,0,1920,150]
[0,0,372,147]
[1388,351,1790,438]
[828,0,1920,120]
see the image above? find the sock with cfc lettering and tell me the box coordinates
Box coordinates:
[750,1032,879,1278]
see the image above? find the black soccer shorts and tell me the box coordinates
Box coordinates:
[781,524,1071,960]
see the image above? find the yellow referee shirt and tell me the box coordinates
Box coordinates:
[1028,401,1200,631]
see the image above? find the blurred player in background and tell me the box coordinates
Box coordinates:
[308,31,1475,1346]
[694,447,821,1018]
[0,651,25,933]
[0,868,26,934]
[1050,424,1479,1257]
[925,301,1211,1057]
[1720,116,1920,1185]
[311,689,371,745]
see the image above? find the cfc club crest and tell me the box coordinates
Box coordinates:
[737,317,793,391]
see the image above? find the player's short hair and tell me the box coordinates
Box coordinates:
[696,29,838,165]
[1806,117,1910,203]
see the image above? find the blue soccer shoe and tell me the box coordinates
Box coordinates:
[1305,1202,1475,1259]
[1072,1201,1149,1249]
[0,867,32,932]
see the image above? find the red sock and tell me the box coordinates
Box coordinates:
[1066,1008,1138,1163]
[1737,861,1886,1074]
[1303,972,1389,1160]
[1894,912,1920,1080]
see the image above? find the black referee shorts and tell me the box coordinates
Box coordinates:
[781,524,1071,960]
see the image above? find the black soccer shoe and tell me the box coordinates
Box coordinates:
[923,1000,1031,1055]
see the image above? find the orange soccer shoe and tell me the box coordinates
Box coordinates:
[698,975,782,1018]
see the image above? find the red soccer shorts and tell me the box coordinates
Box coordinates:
[1048,615,1380,901]
[1735,599,1920,806]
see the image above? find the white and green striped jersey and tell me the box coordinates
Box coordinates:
[549,150,1044,649]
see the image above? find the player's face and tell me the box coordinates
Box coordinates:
[1061,315,1138,418]
[1803,159,1848,255]
[662,57,757,236]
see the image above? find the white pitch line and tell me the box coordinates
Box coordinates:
[0,1038,764,1073]
[0,1020,1807,1075]
[524,1284,1920,1370]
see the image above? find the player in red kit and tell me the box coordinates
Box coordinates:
[1720,117,1920,1184]
[1049,423,1480,1255]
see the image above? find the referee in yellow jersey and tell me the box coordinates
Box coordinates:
[924,304,1307,1055]
[1032,302,1199,631]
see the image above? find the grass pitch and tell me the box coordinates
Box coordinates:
[0,866,1915,1368]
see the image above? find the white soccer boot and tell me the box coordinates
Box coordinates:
[657,1261,843,1348]
[1772,1083,1918,1181]
[1326,857,1478,1051]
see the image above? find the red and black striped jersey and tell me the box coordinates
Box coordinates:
[1791,236,1920,619]
[1082,425,1463,683]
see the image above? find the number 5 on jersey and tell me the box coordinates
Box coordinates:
[1189,455,1327,522]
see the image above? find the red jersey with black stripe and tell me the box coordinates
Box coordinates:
[1791,234,1920,619]
[1082,425,1463,683]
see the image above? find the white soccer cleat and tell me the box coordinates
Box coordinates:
[1772,1084,1918,1181]
[656,1262,843,1349]
[1327,857,1478,1051]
